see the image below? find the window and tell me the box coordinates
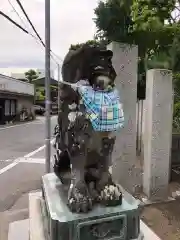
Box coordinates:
[11,100,16,115]
[5,100,10,116]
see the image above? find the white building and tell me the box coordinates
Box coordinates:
[0,74,35,124]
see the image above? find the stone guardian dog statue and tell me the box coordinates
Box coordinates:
[53,44,124,213]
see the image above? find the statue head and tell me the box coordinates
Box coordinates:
[62,44,117,90]
[80,44,117,90]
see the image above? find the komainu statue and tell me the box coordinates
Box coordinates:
[53,44,124,213]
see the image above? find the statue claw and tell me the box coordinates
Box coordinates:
[68,183,93,213]
[88,181,100,203]
[100,183,122,207]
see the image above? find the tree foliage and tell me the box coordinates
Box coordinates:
[94,0,133,44]
[35,85,58,103]
[69,39,104,51]
[94,0,180,100]
[24,69,39,83]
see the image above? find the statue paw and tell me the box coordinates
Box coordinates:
[88,181,101,203]
[100,183,122,207]
[68,183,93,213]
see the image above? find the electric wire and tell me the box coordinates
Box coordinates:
[0,11,28,34]
[5,0,62,66]
[15,0,63,64]
[15,0,45,48]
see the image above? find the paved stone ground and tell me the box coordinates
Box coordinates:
[141,200,180,240]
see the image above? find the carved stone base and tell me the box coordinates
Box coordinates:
[42,173,143,240]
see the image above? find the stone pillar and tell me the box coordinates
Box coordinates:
[108,42,139,194]
[143,69,173,200]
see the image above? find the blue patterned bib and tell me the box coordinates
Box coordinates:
[78,86,124,132]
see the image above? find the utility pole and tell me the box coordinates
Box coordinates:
[57,64,61,113]
[45,0,51,173]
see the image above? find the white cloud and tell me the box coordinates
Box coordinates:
[0,0,98,71]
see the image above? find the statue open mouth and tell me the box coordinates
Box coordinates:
[93,75,114,91]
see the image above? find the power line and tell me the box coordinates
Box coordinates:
[4,0,63,67]
[15,0,45,48]
[7,0,28,30]
[14,0,63,64]
[15,0,63,62]
[0,10,28,34]
[7,0,45,52]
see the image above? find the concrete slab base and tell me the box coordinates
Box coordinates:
[7,190,161,240]
[0,208,28,240]
[8,219,29,240]
[29,191,45,240]
[140,221,161,240]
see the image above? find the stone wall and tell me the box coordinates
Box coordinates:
[143,69,173,200]
[108,42,141,194]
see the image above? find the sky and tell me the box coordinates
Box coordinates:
[0,0,98,75]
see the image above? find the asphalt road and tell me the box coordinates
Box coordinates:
[0,116,57,213]
[0,116,56,163]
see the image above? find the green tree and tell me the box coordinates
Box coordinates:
[94,0,133,44]
[69,39,104,51]
[94,0,180,99]
[24,69,39,83]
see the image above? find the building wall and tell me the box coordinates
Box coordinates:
[0,93,35,124]
[11,73,25,79]
[0,74,35,124]
[16,95,35,116]
[0,74,34,96]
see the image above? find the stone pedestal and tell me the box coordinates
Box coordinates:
[143,69,173,200]
[107,42,139,194]
[41,173,142,240]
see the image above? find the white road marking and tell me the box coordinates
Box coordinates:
[19,158,46,164]
[0,121,38,131]
[21,158,45,164]
[0,139,54,175]
[0,159,14,162]
[0,115,57,131]
[24,145,46,158]
[0,161,20,175]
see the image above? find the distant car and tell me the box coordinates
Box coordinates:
[34,105,45,115]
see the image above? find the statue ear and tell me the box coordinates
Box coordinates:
[63,47,84,65]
